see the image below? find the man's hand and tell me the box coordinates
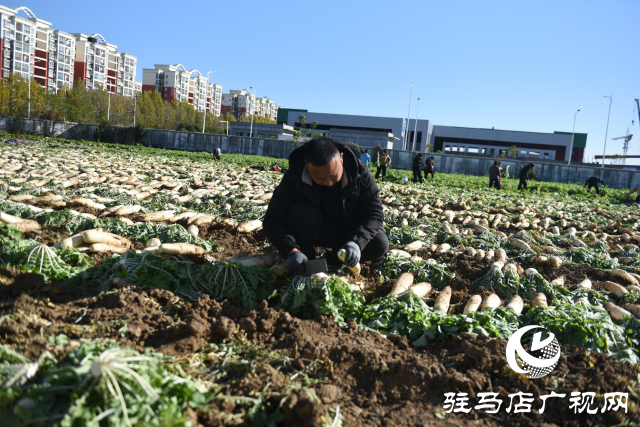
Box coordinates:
[339,241,361,267]
[286,250,308,276]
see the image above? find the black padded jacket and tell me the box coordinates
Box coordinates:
[262,142,384,257]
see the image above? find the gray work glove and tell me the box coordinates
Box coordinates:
[340,241,361,267]
[286,251,308,275]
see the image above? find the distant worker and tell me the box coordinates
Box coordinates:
[213,147,222,161]
[375,149,391,181]
[517,163,535,190]
[424,156,435,179]
[360,150,371,167]
[412,153,424,183]
[627,183,640,202]
[488,161,502,190]
[584,176,606,195]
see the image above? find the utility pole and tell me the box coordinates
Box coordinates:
[404,82,414,150]
[602,95,612,168]
[202,70,215,133]
[411,98,420,151]
[249,87,256,138]
[27,75,31,119]
[568,109,580,166]
[133,93,137,127]
[107,92,111,121]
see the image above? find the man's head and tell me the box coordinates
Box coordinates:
[417,153,423,158]
[304,137,344,187]
[383,149,387,154]
[497,161,502,166]
[430,156,434,160]
[529,163,535,169]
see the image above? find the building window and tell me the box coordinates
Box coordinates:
[236,132,243,136]
[445,145,450,151]
[269,135,276,139]
[258,134,265,138]
[490,149,495,155]
[544,153,549,159]
[468,147,479,153]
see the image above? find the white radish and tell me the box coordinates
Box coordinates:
[187,225,199,236]
[480,293,501,310]
[146,238,161,247]
[238,220,263,233]
[577,278,592,289]
[604,302,632,321]
[463,295,483,314]
[510,238,531,251]
[434,286,452,313]
[603,281,628,297]
[548,256,562,268]
[505,295,524,315]
[158,243,206,256]
[404,240,423,252]
[612,268,639,285]
[390,273,414,296]
[408,282,432,298]
[531,292,548,307]
[89,243,128,254]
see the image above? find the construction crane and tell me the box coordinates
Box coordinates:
[612,128,633,165]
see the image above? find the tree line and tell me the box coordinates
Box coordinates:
[0,74,276,136]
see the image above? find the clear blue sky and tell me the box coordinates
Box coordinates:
[22,0,640,163]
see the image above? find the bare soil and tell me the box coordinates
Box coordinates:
[1,264,638,427]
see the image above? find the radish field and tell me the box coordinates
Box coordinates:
[1,138,640,427]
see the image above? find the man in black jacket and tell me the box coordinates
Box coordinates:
[263,137,389,275]
[584,176,605,195]
[517,163,535,190]
[412,153,424,183]
[488,161,502,189]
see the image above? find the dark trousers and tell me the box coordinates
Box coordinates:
[287,199,389,261]
[425,169,434,179]
[518,177,528,189]
[636,194,640,203]
[412,168,423,183]
[587,183,600,195]
[375,166,387,179]
[489,178,501,190]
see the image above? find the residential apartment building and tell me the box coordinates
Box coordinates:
[221,89,278,121]
[142,64,222,115]
[0,6,138,97]
[72,33,137,97]
[0,6,43,84]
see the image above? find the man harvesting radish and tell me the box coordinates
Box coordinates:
[263,137,389,275]
[517,163,535,190]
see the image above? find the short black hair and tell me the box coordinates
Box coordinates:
[382,149,387,153]
[417,153,423,157]
[529,163,535,167]
[304,137,340,167]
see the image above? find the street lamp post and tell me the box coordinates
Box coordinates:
[107,92,111,121]
[404,82,414,150]
[27,74,31,119]
[568,109,580,166]
[602,95,613,168]
[411,98,420,151]
[202,70,216,133]
[220,121,229,135]
[248,87,256,138]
